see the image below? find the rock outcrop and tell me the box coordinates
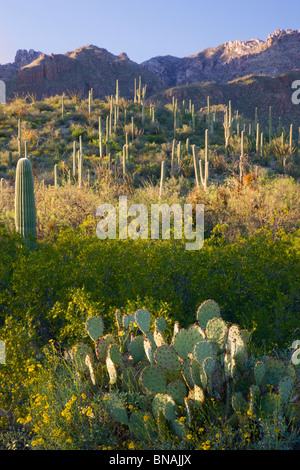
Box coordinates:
[0,49,42,83]
[142,29,300,86]
[1,45,166,100]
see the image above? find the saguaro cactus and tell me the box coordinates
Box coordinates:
[18,119,22,157]
[192,145,200,187]
[159,160,166,199]
[268,106,272,143]
[239,130,244,184]
[62,94,65,120]
[15,157,37,245]
[199,130,209,190]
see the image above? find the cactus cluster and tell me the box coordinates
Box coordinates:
[69,300,299,443]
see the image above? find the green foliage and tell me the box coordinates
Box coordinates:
[0,88,299,450]
[22,297,297,450]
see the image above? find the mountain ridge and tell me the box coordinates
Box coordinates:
[142,29,300,86]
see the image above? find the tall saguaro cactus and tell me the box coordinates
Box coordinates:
[159,160,166,199]
[18,119,22,157]
[15,157,37,245]
[239,130,244,184]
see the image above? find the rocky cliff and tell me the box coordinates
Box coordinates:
[1,45,166,100]
[0,49,43,83]
[142,29,300,87]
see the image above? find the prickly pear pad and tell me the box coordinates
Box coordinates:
[108,343,124,368]
[140,365,167,394]
[152,393,177,421]
[72,342,93,373]
[154,345,181,371]
[103,392,129,425]
[194,340,216,365]
[135,309,151,333]
[206,317,228,349]
[129,335,145,363]
[144,337,155,364]
[166,380,187,406]
[196,300,221,330]
[155,317,167,334]
[95,334,115,362]
[85,315,104,342]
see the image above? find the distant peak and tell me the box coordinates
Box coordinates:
[14,49,43,68]
[118,52,129,61]
[267,28,299,39]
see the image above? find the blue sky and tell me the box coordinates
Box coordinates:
[0,0,299,64]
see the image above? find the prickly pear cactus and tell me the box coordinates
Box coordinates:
[135,309,151,334]
[278,376,294,405]
[129,335,145,363]
[166,380,187,406]
[85,316,104,342]
[172,328,189,359]
[106,356,118,385]
[194,340,216,365]
[103,392,129,425]
[123,314,135,331]
[196,300,221,330]
[254,361,266,386]
[227,324,247,366]
[140,365,167,394]
[206,317,228,349]
[95,334,115,362]
[152,393,178,422]
[153,329,167,347]
[155,317,167,334]
[232,392,248,414]
[108,343,124,370]
[70,300,300,444]
[144,336,155,364]
[71,342,93,373]
[154,345,181,371]
[129,411,156,442]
